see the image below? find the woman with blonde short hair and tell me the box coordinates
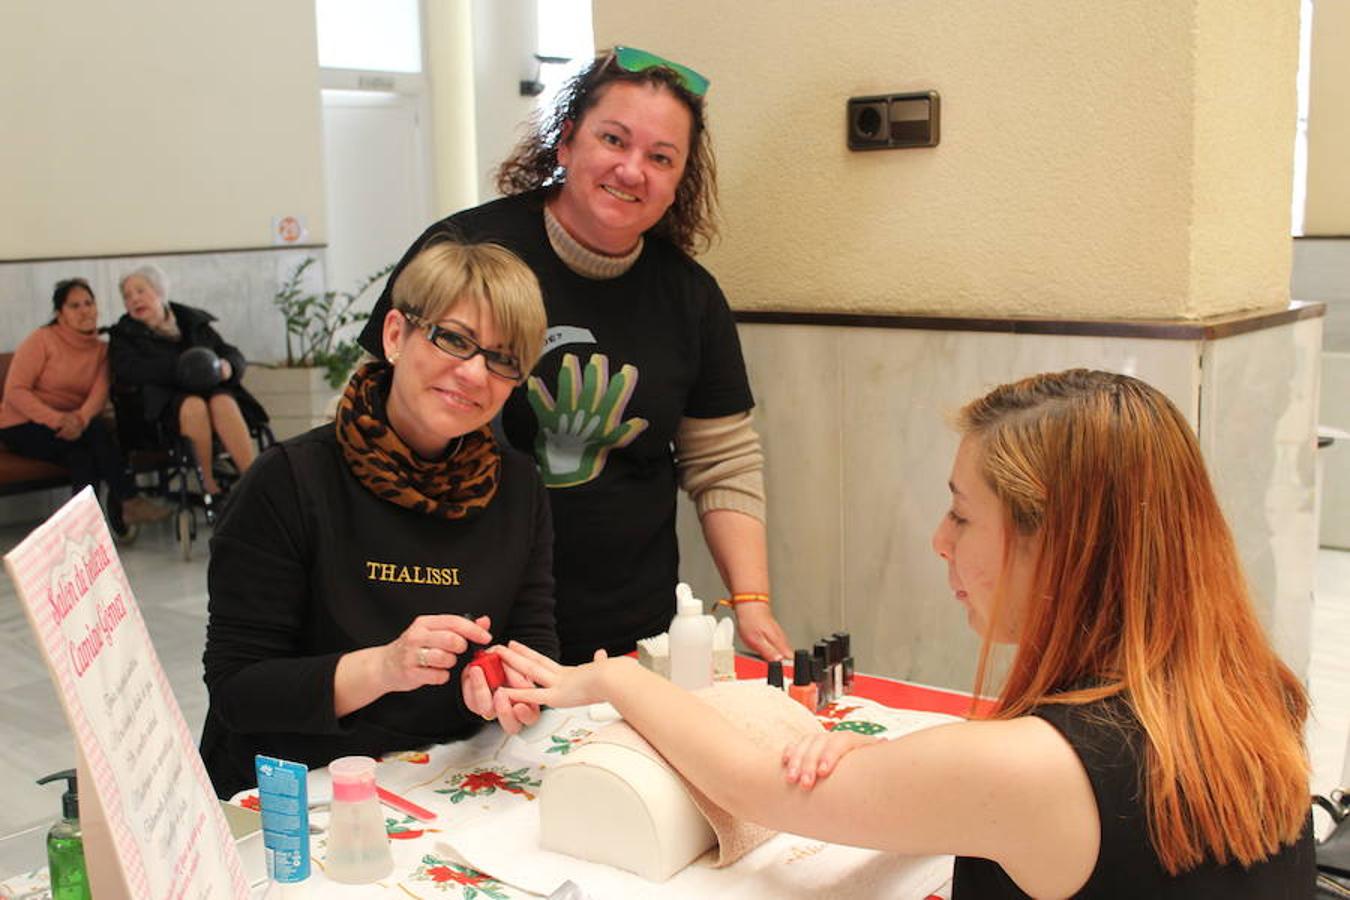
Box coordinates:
[496,369,1313,897]
[201,240,557,799]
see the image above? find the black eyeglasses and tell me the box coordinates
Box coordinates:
[400,311,524,382]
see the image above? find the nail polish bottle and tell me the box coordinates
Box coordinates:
[833,631,855,694]
[812,657,830,712]
[828,635,844,699]
[467,649,506,691]
[766,659,784,691]
[813,642,832,707]
[788,650,817,712]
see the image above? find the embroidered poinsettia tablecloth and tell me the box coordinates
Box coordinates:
[234,692,956,899]
[1,682,964,900]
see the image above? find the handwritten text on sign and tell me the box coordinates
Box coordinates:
[47,542,129,676]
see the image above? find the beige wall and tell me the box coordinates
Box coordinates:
[1305,0,1350,235]
[1189,0,1300,316]
[594,0,1300,319]
[0,1,326,260]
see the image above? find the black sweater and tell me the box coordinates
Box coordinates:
[200,425,556,797]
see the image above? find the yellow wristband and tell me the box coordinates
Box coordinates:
[716,592,771,609]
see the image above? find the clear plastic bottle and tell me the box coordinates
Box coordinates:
[324,756,393,884]
[668,583,714,690]
[36,770,89,900]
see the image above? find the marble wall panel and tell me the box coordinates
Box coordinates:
[1292,238,1350,352]
[1199,318,1323,679]
[676,323,1207,690]
[1291,238,1349,542]
[1322,352,1350,550]
[0,249,325,367]
[837,330,1201,690]
[675,324,845,650]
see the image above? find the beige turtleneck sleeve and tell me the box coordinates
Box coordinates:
[674,411,766,521]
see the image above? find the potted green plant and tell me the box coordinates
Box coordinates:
[244,257,393,440]
[275,256,393,388]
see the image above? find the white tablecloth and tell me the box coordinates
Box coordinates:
[3,692,959,899]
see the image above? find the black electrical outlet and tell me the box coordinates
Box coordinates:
[847,91,940,151]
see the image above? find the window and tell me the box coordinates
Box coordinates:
[316,0,422,74]
[535,0,594,111]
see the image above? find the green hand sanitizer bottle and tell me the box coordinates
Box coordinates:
[36,770,90,900]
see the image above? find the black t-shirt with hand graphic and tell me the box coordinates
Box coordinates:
[359,191,754,662]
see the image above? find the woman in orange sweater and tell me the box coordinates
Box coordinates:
[0,278,170,538]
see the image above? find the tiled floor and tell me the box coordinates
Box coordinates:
[0,515,1346,877]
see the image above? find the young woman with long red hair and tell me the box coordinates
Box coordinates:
[496,369,1313,897]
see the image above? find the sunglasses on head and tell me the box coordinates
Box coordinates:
[604,45,710,97]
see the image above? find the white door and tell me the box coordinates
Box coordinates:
[320,90,433,298]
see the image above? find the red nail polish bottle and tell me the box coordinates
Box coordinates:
[467,650,506,691]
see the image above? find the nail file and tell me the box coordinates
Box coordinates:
[376,785,436,822]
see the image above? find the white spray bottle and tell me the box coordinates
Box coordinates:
[669,582,715,690]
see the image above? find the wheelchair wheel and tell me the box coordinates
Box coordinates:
[177,509,193,561]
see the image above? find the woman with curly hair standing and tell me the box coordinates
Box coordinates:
[360,46,789,666]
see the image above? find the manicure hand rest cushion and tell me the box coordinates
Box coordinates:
[538,682,822,881]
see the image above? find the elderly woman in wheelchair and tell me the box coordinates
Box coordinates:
[109,264,268,509]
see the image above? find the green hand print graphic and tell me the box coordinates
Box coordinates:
[527,352,648,487]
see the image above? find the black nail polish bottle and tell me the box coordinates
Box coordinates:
[766,659,784,690]
[832,631,854,694]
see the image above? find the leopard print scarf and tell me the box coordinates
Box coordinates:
[336,362,500,519]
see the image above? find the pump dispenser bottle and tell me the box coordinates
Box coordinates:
[37,770,90,900]
[668,582,714,690]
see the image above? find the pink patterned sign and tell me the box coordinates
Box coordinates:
[3,489,249,899]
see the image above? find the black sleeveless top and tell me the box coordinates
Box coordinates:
[952,699,1314,898]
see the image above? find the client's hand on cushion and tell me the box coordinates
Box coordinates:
[781,731,881,789]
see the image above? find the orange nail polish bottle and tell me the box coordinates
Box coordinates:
[788,649,818,712]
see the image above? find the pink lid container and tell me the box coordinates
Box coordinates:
[329,755,378,804]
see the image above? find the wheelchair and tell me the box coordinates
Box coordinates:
[112,383,273,560]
